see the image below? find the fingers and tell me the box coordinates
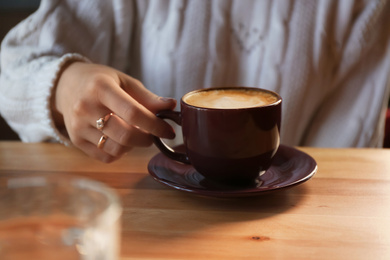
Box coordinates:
[119,75,177,113]
[73,137,119,164]
[96,78,176,139]
[73,112,158,163]
[54,62,177,163]
[71,123,151,163]
[98,113,154,147]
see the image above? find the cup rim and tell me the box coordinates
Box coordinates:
[2,174,122,224]
[181,86,282,110]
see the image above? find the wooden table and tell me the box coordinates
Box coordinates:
[0,141,389,259]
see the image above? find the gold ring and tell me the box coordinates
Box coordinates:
[96,113,113,131]
[97,134,108,149]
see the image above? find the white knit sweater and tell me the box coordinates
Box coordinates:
[1,0,390,147]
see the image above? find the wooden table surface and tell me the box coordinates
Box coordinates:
[0,141,389,260]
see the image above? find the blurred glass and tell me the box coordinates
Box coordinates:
[0,174,122,260]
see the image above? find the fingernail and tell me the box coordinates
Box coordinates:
[165,127,176,139]
[159,97,176,103]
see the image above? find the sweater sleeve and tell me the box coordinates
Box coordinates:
[0,52,89,144]
[0,0,132,143]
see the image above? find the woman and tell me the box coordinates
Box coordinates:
[1,0,389,162]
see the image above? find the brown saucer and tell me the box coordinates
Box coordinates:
[148,145,317,198]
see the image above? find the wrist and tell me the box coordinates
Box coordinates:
[50,60,85,134]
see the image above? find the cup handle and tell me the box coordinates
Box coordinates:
[153,110,191,164]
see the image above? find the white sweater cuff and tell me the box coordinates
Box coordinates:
[46,53,91,145]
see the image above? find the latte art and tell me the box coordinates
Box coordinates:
[184,89,278,109]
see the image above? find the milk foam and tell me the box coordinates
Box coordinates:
[184,89,278,109]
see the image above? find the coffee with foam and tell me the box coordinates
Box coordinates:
[183,88,279,109]
[154,86,282,184]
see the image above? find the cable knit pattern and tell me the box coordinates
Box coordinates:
[1,0,390,147]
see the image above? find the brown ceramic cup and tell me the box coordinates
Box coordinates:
[153,87,282,185]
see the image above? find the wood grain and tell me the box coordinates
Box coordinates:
[1,141,389,260]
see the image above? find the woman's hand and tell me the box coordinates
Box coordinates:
[52,62,176,163]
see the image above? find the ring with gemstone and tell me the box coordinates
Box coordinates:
[96,113,113,131]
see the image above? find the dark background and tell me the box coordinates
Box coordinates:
[0,0,40,140]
